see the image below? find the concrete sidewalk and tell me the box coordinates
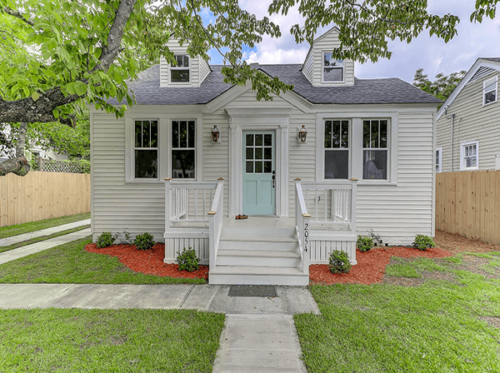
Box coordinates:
[0,219,90,247]
[0,228,91,265]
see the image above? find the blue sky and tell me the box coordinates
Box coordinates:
[205,0,500,83]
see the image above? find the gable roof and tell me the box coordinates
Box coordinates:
[106,63,441,106]
[437,58,500,120]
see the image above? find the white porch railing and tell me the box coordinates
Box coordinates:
[208,179,224,272]
[164,179,219,229]
[301,180,358,231]
[295,179,311,275]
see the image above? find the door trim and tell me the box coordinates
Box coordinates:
[227,108,292,218]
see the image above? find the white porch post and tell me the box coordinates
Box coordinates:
[164,178,172,231]
[350,178,358,233]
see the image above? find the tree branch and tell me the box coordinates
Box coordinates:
[3,6,34,26]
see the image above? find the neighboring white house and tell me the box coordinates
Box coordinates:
[89,27,441,285]
[436,58,500,173]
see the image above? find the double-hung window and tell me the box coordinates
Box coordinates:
[324,120,349,179]
[171,55,190,83]
[363,120,388,180]
[460,141,479,170]
[323,53,343,82]
[484,76,497,105]
[134,120,158,179]
[172,120,196,179]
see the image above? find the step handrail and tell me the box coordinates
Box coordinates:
[295,179,310,274]
[208,178,225,272]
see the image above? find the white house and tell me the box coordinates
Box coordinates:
[436,58,500,173]
[89,27,441,285]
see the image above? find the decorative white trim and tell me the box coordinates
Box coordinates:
[226,107,292,217]
[460,140,479,171]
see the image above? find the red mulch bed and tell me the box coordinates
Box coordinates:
[85,243,208,280]
[310,247,452,285]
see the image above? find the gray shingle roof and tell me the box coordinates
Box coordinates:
[107,63,441,106]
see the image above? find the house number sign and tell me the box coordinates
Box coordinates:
[304,222,309,252]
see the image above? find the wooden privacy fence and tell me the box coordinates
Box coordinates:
[436,171,500,245]
[0,171,91,227]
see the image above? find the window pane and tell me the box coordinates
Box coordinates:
[264,134,272,146]
[246,148,253,160]
[179,121,187,148]
[135,150,157,179]
[380,120,387,148]
[188,121,195,148]
[246,134,254,146]
[363,150,387,180]
[363,121,371,148]
[255,134,263,146]
[255,161,263,173]
[135,121,142,148]
[182,55,189,67]
[325,150,349,179]
[485,91,496,104]
[324,67,343,82]
[371,121,379,148]
[171,69,189,82]
[172,150,195,179]
[255,148,263,160]
[332,121,340,148]
[150,121,158,148]
[264,161,272,173]
[341,121,349,148]
[172,121,179,147]
[324,121,332,148]
[264,148,272,160]
[323,53,343,67]
[246,161,253,173]
[142,121,150,148]
[172,55,189,68]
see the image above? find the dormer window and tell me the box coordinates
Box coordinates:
[171,55,190,83]
[323,52,343,82]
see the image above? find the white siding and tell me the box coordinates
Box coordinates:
[302,50,314,84]
[200,60,211,84]
[437,70,500,172]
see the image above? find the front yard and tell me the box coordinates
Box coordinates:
[0,308,224,372]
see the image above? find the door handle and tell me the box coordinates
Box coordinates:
[272,170,275,188]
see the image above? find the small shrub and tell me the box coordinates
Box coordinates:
[328,250,352,274]
[134,232,155,250]
[357,235,374,252]
[412,234,436,251]
[96,232,117,248]
[177,248,200,272]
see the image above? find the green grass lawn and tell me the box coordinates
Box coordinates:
[0,212,90,239]
[0,237,206,284]
[0,308,224,372]
[0,224,90,253]
[295,254,500,372]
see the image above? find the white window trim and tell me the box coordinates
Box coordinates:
[436,147,442,173]
[170,55,191,84]
[483,75,497,106]
[125,114,203,183]
[323,119,351,180]
[460,140,479,171]
[316,112,398,185]
[322,51,344,83]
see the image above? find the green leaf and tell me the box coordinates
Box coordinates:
[75,81,87,96]
[32,92,40,101]
[53,109,59,119]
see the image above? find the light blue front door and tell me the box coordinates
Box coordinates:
[242,131,276,215]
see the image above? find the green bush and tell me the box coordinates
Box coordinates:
[328,250,352,274]
[134,232,155,251]
[412,235,436,251]
[357,235,374,252]
[177,248,200,272]
[96,232,117,248]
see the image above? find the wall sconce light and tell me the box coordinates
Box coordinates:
[211,125,221,144]
[297,125,308,144]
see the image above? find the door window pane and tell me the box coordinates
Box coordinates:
[264,134,272,146]
[255,148,263,160]
[325,150,349,179]
[255,134,263,146]
[264,161,272,173]
[255,161,263,173]
[264,148,272,160]
[246,161,253,173]
[246,134,254,146]
[246,148,254,160]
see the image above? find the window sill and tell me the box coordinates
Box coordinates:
[357,180,397,186]
[483,100,497,106]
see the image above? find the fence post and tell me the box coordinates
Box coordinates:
[38,157,43,171]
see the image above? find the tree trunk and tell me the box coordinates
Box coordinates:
[0,122,30,177]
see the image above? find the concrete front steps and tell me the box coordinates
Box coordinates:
[209,226,309,286]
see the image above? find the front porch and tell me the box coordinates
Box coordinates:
[164,178,358,285]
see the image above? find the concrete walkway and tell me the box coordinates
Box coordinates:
[0,228,91,265]
[0,219,90,247]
